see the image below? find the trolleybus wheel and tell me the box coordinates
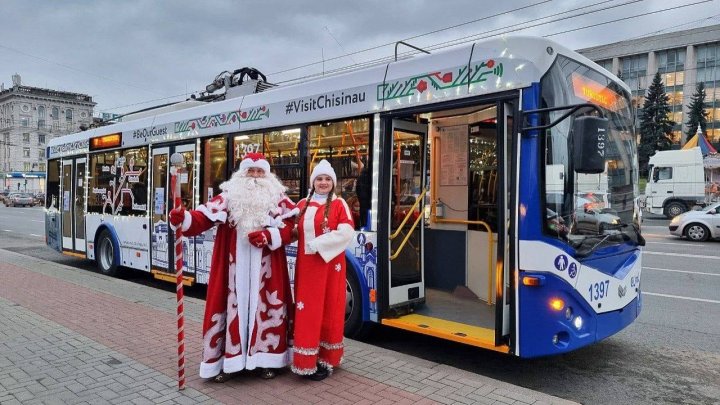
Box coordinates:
[96,230,119,277]
[345,268,371,339]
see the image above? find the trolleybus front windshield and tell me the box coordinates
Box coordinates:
[540,55,641,253]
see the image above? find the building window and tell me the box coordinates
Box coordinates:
[597,59,614,74]
[23,133,30,143]
[23,148,30,157]
[21,117,29,127]
[39,163,46,172]
[38,149,44,159]
[52,107,59,119]
[38,134,46,144]
[65,109,73,121]
[620,54,648,91]
[24,162,32,171]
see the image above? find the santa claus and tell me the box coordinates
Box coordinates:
[169,153,297,381]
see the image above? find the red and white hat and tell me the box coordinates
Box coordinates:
[310,159,337,185]
[238,152,270,174]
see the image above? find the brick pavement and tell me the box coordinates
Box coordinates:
[0,248,577,405]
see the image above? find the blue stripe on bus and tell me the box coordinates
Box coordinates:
[518,271,639,358]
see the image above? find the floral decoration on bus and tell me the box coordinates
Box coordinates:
[377,60,503,101]
[92,156,147,214]
[175,105,270,133]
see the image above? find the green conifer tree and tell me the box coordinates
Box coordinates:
[684,82,708,140]
[638,72,674,175]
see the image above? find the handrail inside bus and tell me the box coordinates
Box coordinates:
[389,210,425,261]
[389,188,427,241]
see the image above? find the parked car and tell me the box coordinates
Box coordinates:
[33,193,45,206]
[6,193,35,207]
[669,202,720,242]
[0,190,10,205]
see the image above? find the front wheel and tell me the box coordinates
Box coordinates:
[96,229,120,277]
[685,223,709,242]
[664,202,686,219]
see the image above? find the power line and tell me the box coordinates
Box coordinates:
[0,43,165,97]
[269,0,553,77]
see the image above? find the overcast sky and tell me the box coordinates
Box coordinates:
[1,0,717,116]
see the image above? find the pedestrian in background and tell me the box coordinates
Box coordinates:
[169,153,296,382]
[291,159,354,381]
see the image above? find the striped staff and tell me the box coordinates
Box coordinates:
[169,152,186,390]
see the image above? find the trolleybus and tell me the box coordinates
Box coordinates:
[45,36,644,357]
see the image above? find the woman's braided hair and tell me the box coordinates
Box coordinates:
[297,185,335,229]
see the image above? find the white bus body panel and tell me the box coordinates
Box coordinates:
[519,240,641,314]
[86,214,150,272]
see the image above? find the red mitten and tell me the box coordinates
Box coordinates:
[248,229,271,248]
[168,207,185,227]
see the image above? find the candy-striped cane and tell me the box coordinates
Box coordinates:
[169,153,186,390]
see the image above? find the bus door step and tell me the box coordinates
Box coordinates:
[151,269,195,286]
[381,314,509,353]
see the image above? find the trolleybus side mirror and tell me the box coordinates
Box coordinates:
[572,116,608,174]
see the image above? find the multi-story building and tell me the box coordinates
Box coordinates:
[0,74,95,193]
[578,24,720,148]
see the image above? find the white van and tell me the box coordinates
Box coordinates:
[644,147,706,218]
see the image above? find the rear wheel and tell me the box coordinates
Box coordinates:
[685,223,709,242]
[96,230,119,276]
[344,267,372,339]
[664,202,686,219]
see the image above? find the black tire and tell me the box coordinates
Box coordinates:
[664,202,686,219]
[344,267,372,339]
[95,229,119,277]
[685,223,709,242]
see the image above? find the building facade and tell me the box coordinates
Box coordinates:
[0,74,95,193]
[578,24,720,147]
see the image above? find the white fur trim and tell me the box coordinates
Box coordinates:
[303,206,319,253]
[239,156,271,174]
[245,351,290,370]
[267,227,281,251]
[315,223,354,263]
[277,207,300,221]
[291,364,317,375]
[199,359,224,379]
[310,159,337,186]
[197,204,228,223]
[220,355,247,375]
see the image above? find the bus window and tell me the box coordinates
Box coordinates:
[88,151,119,214]
[307,118,370,229]
[202,137,227,203]
[232,133,263,169]
[265,129,302,200]
[46,159,60,209]
[87,148,148,215]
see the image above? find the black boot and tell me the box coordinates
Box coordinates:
[307,364,329,381]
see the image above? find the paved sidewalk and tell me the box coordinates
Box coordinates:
[0,248,577,405]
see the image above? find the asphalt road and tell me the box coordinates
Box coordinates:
[1,205,719,405]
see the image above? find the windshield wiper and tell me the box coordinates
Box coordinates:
[573,232,630,257]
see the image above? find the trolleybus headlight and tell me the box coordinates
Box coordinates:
[573,316,583,330]
[565,307,573,320]
[550,298,564,311]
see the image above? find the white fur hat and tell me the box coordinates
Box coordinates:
[239,152,270,174]
[310,159,337,186]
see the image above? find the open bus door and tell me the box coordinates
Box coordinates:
[150,143,197,285]
[60,157,86,255]
[387,120,427,308]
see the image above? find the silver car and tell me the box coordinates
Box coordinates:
[669,202,720,242]
[6,193,34,207]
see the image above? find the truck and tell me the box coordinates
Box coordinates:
[644,147,706,218]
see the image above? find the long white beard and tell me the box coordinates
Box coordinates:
[221,172,287,234]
